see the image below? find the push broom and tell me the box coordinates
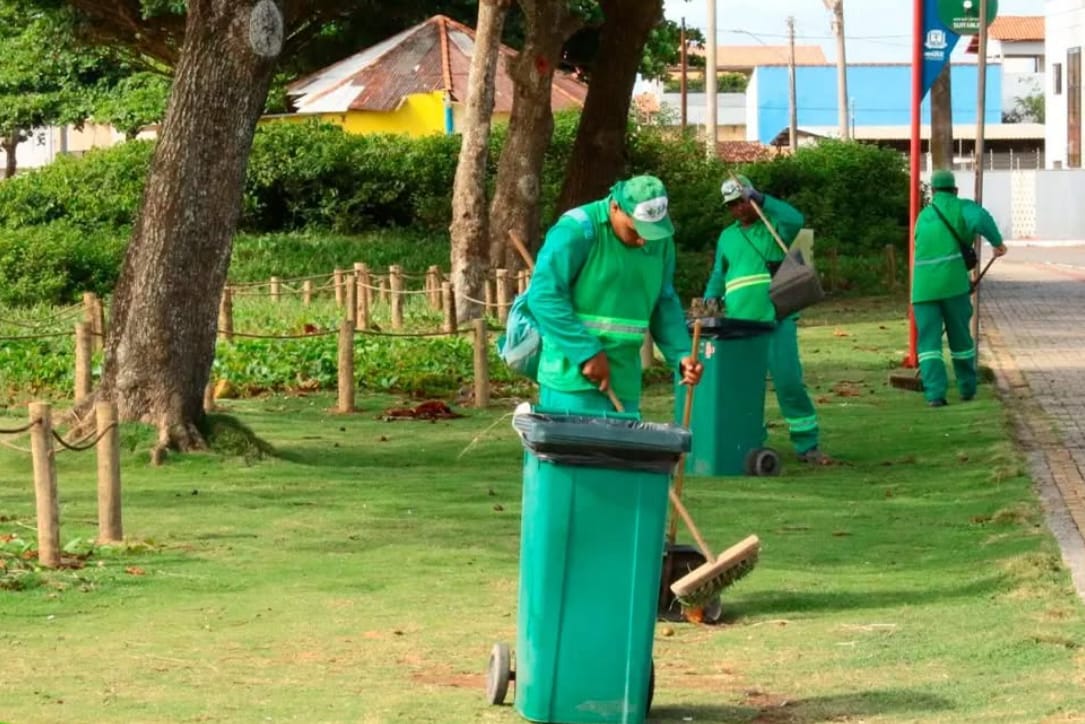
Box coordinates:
[889,255,999,392]
[606,326,761,619]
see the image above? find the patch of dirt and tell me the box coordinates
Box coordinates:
[378,400,464,422]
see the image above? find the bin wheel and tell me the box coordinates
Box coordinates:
[646,659,655,715]
[486,642,512,705]
[744,447,781,477]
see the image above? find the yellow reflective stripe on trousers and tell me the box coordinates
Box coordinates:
[725,274,771,294]
[786,414,818,433]
[578,312,648,341]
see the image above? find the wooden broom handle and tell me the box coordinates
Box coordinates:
[508,230,536,272]
[667,319,702,544]
[669,488,714,560]
[729,172,791,256]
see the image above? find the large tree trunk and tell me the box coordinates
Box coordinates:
[557,0,662,210]
[2,134,17,178]
[487,3,583,267]
[449,0,510,321]
[930,64,954,171]
[96,0,282,453]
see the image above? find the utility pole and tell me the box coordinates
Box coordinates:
[705,0,717,158]
[971,0,990,345]
[931,65,954,171]
[680,18,688,132]
[787,15,798,151]
[824,0,850,139]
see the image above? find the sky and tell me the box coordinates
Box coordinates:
[662,0,1045,64]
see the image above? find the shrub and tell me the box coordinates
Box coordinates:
[0,223,126,306]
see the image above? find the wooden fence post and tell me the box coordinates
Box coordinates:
[426,266,441,310]
[270,276,282,303]
[495,268,510,324]
[358,263,374,309]
[378,277,390,305]
[83,292,103,353]
[884,244,899,291]
[74,322,93,403]
[337,318,355,414]
[218,287,234,342]
[442,282,457,334]
[302,280,313,306]
[473,318,490,409]
[389,265,404,330]
[334,268,345,308]
[517,270,528,295]
[345,273,357,326]
[95,401,123,544]
[484,276,495,318]
[28,402,59,568]
[355,266,370,331]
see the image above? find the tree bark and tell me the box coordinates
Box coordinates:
[449,0,510,321]
[96,0,283,452]
[557,0,662,210]
[930,64,953,171]
[2,135,17,179]
[487,3,583,267]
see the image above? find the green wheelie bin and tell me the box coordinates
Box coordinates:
[675,316,780,477]
[486,408,691,724]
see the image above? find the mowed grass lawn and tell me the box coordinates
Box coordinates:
[2,296,1085,724]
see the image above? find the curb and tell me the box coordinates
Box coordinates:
[981,311,1085,601]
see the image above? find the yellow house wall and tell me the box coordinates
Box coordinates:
[267,91,456,136]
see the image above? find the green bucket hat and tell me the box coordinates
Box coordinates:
[931,169,957,191]
[611,175,675,241]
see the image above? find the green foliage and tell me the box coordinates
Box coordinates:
[740,140,910,256]
[0,222,125,305]
[243,120,461,233]
[229,229,448,282]
[0,2,123,166]
[0,139,152,229]
[93,70,171,139]
[663,72,748,93]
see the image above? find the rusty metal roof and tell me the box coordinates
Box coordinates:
[287,15,587,115]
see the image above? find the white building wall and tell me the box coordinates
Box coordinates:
[1045,0,1085,168]
[745,70,760,142]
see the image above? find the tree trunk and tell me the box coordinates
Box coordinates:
[930,64,954,171]
[449,0,510,321]
[557,0,662,210]
[96,0,283,453]
[487,3,583,267]
[2,135,17,179]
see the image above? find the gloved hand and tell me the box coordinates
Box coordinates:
[741,184,765,206]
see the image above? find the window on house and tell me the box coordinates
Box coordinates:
[1055,62,1064,95]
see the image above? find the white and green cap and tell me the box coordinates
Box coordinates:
[721,174,752,204]
[611,175,674,241]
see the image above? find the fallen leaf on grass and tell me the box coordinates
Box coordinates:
[833,329,851,337]
[832,382,864,398]
[125,566,145,576]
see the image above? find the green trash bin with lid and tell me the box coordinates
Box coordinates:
[675,316,780,477]
[486,408,691,724]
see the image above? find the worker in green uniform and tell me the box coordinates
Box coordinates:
[528,175,703,416]
[703,175,828,463]
[912,169,1007,407]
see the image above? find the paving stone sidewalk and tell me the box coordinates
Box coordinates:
[980,248,1085,598]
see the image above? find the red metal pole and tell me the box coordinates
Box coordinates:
[905,0,923,369]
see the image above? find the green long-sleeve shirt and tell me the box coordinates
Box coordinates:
[528,200,691,399]
[912,192,1003,303]
[704,195,805,322]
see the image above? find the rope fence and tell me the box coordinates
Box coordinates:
[0,401,123,569]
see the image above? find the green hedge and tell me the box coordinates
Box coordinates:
[0,115,909,306]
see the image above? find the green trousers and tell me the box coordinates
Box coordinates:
[538,386,641,418]
[914,293,976,403]
[768,316,819,454]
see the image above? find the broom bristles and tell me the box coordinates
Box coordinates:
[671,534,760,607]
[888,371,924,392]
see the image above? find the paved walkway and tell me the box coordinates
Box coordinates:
[980,243,1085,598]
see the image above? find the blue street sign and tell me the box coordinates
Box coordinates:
[921,0,960,99]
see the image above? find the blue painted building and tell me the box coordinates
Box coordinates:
[747,63,1003,145]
